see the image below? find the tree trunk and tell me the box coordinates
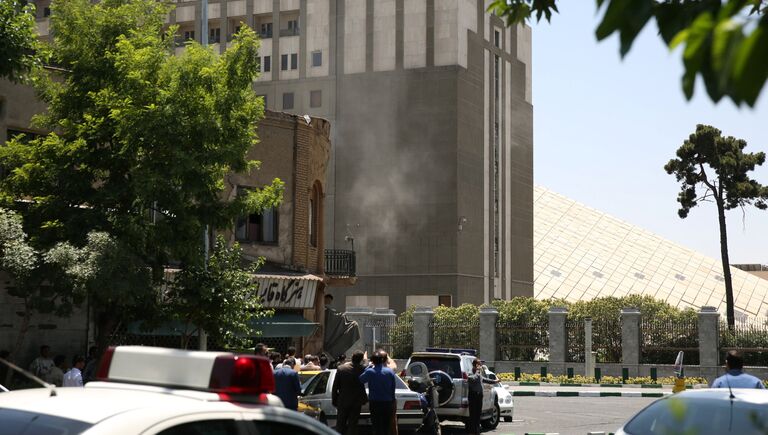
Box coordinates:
[716,201,735,330]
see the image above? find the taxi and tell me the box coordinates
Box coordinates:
[0,346,336,435]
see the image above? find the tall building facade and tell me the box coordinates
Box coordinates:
[25,0,534,313]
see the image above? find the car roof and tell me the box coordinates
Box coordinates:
[410,352,462,358]
[671,388,768,404]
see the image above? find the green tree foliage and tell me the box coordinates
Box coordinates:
[0,0,40,81]
[163,236,272,349]
[489,0,768,107]
[665,125,768,329]
[0,0,282,345]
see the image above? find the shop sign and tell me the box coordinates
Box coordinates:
[253,276,319,309]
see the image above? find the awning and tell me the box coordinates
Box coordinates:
[251,313,319,338]
[252,273,324,309]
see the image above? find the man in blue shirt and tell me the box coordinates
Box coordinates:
[273,357,302,410]
[711,351,765,389]
[359,350,397,435]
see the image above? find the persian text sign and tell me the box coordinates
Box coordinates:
[254,276,319,309]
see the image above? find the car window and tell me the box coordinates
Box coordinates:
[0,408,93,435]
[624,396,768,435]
[304,372,329,396]
[248,420,317,435]
[157,419,239,435]
[409,357,461,379]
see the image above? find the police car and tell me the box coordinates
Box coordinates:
[0,346,336,435]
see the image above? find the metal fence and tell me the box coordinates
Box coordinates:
[496,320,549,361]
[566,318,621,363]
[720,319,768,366]
[641,317,699,364]
[365,317,413,359]
[429,317,479,351]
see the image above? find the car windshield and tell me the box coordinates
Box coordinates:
[624,396,768,435]
[0,408,93,435]
[409,357,462,379]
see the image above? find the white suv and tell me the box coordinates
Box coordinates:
[403,349,500,431]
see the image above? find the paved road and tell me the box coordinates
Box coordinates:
[439,396,658,435]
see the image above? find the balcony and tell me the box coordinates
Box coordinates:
[279,28,300,37]
[325,249,356,286]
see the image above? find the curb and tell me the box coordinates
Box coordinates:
[509,390,671,398]
[503,381,705,389]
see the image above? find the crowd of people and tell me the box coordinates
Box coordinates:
[0,345,100,388]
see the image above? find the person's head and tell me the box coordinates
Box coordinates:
[304,354,313,363]
[351,351,364,366]
[472,358,482,372]
[319,354,329,367]
[725,350,744,370]
[337,354,346,364]
[53,355,66,368]
[254,343,267,356]
[72,355,85,369]
[373,350,388,366]
[324,293,334,305]
[270,352,282,366]
[40,345,50,358]
[284,357,296,369]
[286,346,296,357]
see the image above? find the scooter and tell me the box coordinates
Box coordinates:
[406,364,440,435]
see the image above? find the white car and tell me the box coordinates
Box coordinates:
[0,346,336,435]
[484,368,513,422]
[299,369,424,431]
[616,389,768,435]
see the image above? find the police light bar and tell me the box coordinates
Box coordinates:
[96,346,275,397]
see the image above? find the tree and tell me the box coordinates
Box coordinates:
[163,236,272,349]
[665,124,768,328]
[0,0,40,81]
[489,0,768,107]
[0,0,282,345]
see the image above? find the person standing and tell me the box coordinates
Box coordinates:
[466,357,499,434]
[29,345,54,383]
[82,346,99,384]
[712,350,766,389]
[273,357,302,410]
[63,356,85,387]
[49,355,66,387]
[359,350,397,435]
[332,351,368,435]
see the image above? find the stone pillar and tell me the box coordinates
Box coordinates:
[479,306,499,362]
[548,307,568,374]
[621,307,641,376]
[698,306,720,383]
[343,307,373,353]
[584,318,593,377]
[371,308,396,352]
[413,307,434,352]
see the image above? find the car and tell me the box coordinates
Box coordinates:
[0,383,8,393]
[484,368,513,422]
[299,368,423,431]
[0,346,337,435]
[616,388,768,435]
[402,348,501,431]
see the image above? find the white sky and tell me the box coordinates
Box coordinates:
[532,2,768,265]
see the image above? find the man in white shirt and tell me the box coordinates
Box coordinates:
[63,355,85,387]
[29,345,54,383]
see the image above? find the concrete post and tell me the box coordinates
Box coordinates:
[413,307,434,352]
[698,306,720,383]
[479,306,499,362]
[621,307,641,376]
[371,308,396,352]
[548,307,568,375]
[343,307,373,353]
[584,318,593,377]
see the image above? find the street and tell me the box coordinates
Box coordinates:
[439,396,657,435]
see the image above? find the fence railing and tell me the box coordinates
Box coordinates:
[325,249,356,277]
[496,321,549,361]
[566,318,621,363]
[366,317,413,359]
[720,319,768,366]
[430,317,479,351]
[642,317,699,364]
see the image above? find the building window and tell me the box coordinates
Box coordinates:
[309,90,321,108]
[263,55,271,72]
[209,27,220,43]
[281,54,288,71]
[288,19,299,35]
[438,295,452,307]
[236,207,279,244]
[311,51,322,67]
[282,92,294,110]
[260,22,273,38]
[494,29,500,48]
[183,30,195,41]
[290,53,298,70]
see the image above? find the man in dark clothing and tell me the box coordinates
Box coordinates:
[273,357,301,410]
[332,351,368,435]
[359,350,397,435]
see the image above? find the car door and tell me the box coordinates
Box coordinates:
[480,368,494,412]
[301,372,332,422]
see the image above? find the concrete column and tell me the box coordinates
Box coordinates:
[479,306,499,362]
[699,306,720,382]
[584,318,593,377]
[548,307,568,374]
[343,307,373,353]
[413,307,434,352]
[621,307,641,376]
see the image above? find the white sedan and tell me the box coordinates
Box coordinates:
[485,368,514,422]
[300,369,424,431]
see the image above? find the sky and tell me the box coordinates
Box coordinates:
[531,2,768,265]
